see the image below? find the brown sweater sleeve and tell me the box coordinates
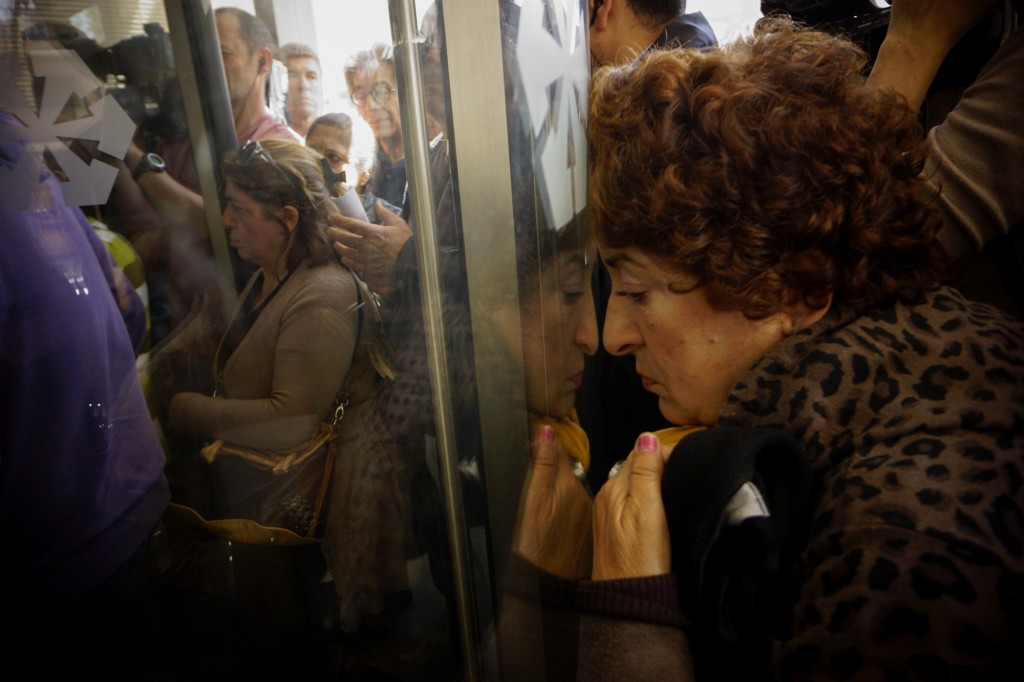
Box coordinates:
[174,266,359,449]
[926,26,1024,261]
[496,554,694,680]
[575,574,695,681]
[578,616,695,682]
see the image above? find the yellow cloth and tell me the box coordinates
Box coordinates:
[529,410,591,471]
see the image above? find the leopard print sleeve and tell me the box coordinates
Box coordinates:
[720,287,1024,680]
[773,463,1022,679]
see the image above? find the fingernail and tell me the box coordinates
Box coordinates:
[539,425,555,444]
[638,433,658,452]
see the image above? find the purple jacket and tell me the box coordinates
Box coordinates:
[1,112,169,608]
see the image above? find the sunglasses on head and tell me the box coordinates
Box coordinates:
[238,139,299,194]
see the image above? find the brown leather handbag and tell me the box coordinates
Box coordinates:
[167,394,348,546]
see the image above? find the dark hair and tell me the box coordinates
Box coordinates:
[221,139,336,272]
[588,17,945,318]
[629,0,683,27]
[215,7,275,56]
[307,112,353,148]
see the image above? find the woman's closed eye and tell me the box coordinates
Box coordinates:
[563,289,584,305]
[616,289,648,304]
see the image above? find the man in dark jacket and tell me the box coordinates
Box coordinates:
[588,0,717,65]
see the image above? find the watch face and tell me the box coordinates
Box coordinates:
[145,153,166,172]
[134,152,166,180]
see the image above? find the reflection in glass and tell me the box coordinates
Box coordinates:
[475,2,597,679]
[1,0,610,678]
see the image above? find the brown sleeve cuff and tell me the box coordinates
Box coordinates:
[500,551,581,611]
[502,554,689,628]
[576,574,690,629]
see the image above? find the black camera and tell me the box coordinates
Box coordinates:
[104,23,186,143]
[760,1,891,32]
[24,20,186,145]
[760,1,892,67]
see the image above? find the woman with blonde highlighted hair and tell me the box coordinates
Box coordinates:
[159,139,384,671]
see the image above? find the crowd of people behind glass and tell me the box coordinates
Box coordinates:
[3,1,1023,681]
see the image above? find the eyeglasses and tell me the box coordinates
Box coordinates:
[351,81,397,106]
[238,139,298,194]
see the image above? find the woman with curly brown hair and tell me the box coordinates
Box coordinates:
[515,16,1024,681]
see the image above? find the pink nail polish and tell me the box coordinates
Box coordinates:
[540,425,555,444]
[638,433,658,452]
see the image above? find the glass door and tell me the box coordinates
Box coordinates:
[1,1,591,679]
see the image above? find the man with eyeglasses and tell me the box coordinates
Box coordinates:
[346,45,405,221]
[322,6,474,633]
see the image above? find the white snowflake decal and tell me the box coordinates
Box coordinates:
[515,0,589,229]
[1,43,135,210]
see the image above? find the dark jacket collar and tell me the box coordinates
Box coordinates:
[650,10,718,53]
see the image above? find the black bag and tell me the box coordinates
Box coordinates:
[661,426,814,680]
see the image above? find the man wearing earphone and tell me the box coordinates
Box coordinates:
[124,7,298,208]
[213,7,301,148]
[114,6,300,340]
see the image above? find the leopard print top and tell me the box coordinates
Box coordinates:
[719,286,1024,679]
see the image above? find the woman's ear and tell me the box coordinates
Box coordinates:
[778,248,833,333]
[277,205,299,233]
[779,291,833,336]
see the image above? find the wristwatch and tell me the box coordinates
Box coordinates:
[132,152,166,181]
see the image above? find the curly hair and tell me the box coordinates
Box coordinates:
[588,17,945,318]
[222,139,336,272]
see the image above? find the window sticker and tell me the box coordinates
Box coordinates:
[1,43,135,210]
[515,0,589,229]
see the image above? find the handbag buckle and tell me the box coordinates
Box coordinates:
[332,392,350,428]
